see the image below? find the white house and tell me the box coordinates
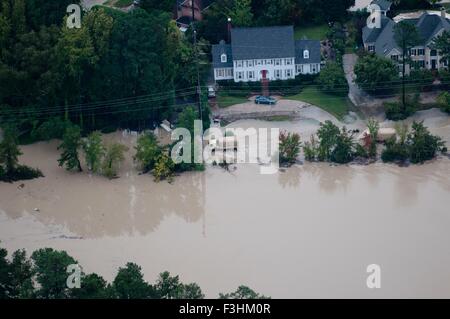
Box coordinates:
[212,26,321,83]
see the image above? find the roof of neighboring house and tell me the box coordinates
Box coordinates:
[363,12,450,55]
[362,14,392,44]
[295,40,321,64]
[370,0,392,11]
[230,26,296,60]
[212,40,233,68]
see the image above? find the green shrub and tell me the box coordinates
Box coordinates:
[330,129,354,164]
[303,135,318,161]
[408,121,445,164]
[279,131,302,165]
[408,69,434,91]
[384,94,418,121]
[0,165,44,182]
[381,138,409,163]
[317,62,349,96]
[31,117,67,141]
[354,144,369,158]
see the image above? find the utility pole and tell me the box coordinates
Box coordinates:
[192,0,202,122]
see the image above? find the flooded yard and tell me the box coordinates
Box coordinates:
[1,109,450,298]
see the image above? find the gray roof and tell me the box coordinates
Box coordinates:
[362,15,391,44]
[211,40,233,68]
[371,0,392,11]
[363,12,450,56]
[230,26,296,60]
[295,40,321,64]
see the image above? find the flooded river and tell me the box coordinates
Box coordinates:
[1,109,450,298]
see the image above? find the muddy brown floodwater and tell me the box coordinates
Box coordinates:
[1,108,450,298]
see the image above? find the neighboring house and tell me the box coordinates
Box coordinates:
[368,0,392,16]
[212,26,321,83]
[363,0,450,72]
[175,0,214,31]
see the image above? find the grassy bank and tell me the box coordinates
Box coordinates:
[286,86,351,119]
[216,93,249,108]
[294,24,329,40]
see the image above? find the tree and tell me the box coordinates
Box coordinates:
[70,273,109,299]
[366,118,380,158]
[394,21,421,109]
[433,30,450,67]
[83,131,105,173]
[153,153,175,182]
[408,121,445,163]
[112,262,155,299]
[180,283,204,299]
[58,123,83,172]
[154,271,184,299]
[354,54,398,94]
[219,285,269,299]
[316,120,341,161]
[140,0,174,13]
[0,125,21,175]
[8,250,35,299]
[134,132,162,173]
[330,127,354,164]
[31,248,77,299]
[279,131,301,165]
[0,247,11,298]
[317,62,349,96]
[437,91,450,113]
[225,0,254,27]
[102,143,128,179]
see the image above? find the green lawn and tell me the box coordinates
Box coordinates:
[216,93,249,108]
[286,86,351,119]
[294,24,329,40]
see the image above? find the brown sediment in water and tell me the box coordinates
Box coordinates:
[1,109,450,298]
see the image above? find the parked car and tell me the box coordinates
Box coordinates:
[255,96,276,105]
[208,86,216,98]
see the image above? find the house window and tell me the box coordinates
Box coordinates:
[312,64,317,73]
[275,70,281,79]
[247,71,254,79]
[248,60,254,67]
[368,45,375,52]
[275,59,281,66]
[303,50,309,59]
[417,49,425,56]
[237,71,244,80]
[257,60,262,65]
[285,69,292,78]
[391,55,399,61]
[431,50,437,57]
[221,54,227,63]
[410,49,416,56]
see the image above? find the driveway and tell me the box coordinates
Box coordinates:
[343,53,375,107]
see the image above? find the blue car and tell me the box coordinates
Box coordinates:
[255,96,276,105]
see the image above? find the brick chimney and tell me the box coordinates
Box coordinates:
[441,7,446,19]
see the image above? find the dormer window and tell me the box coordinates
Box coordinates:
[221,54,227,63]
[303,50,309,59]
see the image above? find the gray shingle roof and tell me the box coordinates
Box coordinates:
[230,26,296,60]
[211,40,233,68]
[371,0,392,11]
[362,15,391,44]
[363,12,450,56]
[295,40,321,64]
